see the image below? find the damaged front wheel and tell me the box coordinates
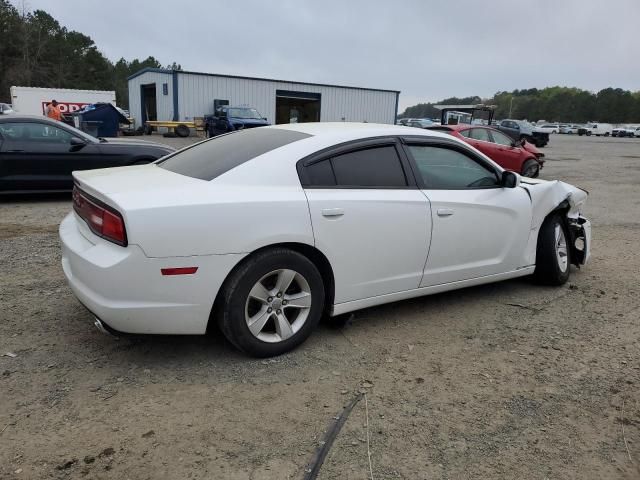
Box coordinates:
[533,214,571,285]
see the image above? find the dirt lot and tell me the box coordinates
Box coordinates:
[1,133,639,479]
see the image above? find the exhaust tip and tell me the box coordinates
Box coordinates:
[94,318,118,338]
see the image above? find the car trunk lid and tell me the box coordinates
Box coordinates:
[72,164,208,211]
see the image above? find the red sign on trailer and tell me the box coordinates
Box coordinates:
[41,101,90,115]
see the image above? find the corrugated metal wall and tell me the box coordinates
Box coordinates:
[176,72,397,124]
[128,71,174,126]
[128,71,398,126]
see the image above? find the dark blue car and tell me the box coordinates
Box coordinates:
[205,106,270,137]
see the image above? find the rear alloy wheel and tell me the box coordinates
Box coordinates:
[533,214,571,285]
[245,269,311,343]
[521,159,540,178]
[218,249,324,357]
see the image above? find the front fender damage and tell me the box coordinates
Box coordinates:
[520,178,591,267]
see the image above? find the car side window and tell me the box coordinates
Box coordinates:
[407,145,500,190]
[303,145,408,188]
[489,130,514,146]
[306,159,336,186]
[0,123,23,140]
[459,129,472,138]
[468,128,491,142]
[0,122,71,143]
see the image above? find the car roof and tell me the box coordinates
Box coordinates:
[0,115,59,124]
[270,122,452,142]
[426,124,491,131]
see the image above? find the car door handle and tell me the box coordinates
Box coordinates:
[6,149,24,152]
[321,208,344,217]
[437,208,454,217]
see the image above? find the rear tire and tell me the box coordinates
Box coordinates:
[217,248,325,357]
[521,159,540,178]
[533,214,571,286]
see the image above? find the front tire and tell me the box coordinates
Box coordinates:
[217,248,325,357]
[521,159,540,178]
[533,214,571,286]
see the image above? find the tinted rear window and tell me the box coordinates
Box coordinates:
[157,128,312,180]
[331,146,407,187]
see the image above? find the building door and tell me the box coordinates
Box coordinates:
[140,84,157,124]
[275,90,320,124]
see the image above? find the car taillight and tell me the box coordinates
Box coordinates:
[73,186,127,246]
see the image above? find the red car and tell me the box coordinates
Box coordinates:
[427,124,545,177]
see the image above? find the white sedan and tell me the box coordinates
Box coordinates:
[537,124,560,134]
[60,123,591,357]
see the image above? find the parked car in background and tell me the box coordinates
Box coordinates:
[496,119,549,147]
[633,126,640,138]
[623,126,639,137]
[427,124,544,177]
[559,124,581,134]
[537,124,560,134]
[408,119,434,128]
[612,126,626,137]
[578,123,613,136]
[205,106,269,137]
[0,116,174,193]
[0,103,15,115]
[60,123,591,357]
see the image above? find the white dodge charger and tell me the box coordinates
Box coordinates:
[60,123,591,357]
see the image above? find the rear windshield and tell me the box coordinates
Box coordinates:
[157,128,312,180]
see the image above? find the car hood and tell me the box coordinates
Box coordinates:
[522,141,544,160]
[229,118,269,126]
[100,138,174,151]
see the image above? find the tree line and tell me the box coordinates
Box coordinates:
[401,86,640,124]
[0,1,180,109]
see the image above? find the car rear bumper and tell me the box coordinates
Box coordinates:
[60,212,245,335]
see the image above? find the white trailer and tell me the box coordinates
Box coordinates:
[9,86,116,116]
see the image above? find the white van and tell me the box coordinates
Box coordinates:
[585,123,613,136]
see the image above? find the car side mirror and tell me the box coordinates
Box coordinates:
[262,117,267,121]
[501,171,520,188]
[69,137,86,150]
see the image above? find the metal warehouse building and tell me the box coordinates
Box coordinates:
[127,68,399,127]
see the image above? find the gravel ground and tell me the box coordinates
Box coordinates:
[1,133,639,479]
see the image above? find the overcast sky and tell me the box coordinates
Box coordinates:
[19,0,640,111]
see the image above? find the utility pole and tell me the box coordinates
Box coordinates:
[509,96,513,118]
